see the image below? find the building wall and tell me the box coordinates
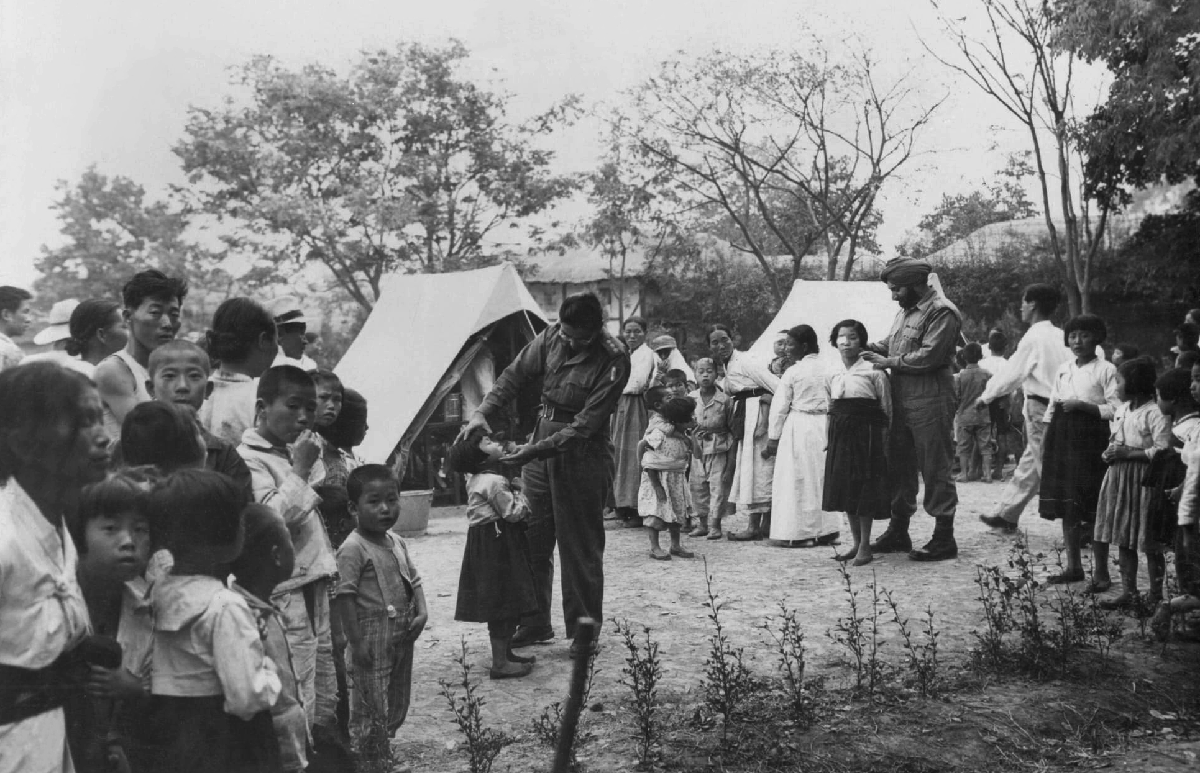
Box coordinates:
[525,276,651,335]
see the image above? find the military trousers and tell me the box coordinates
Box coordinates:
[886,374,959,526]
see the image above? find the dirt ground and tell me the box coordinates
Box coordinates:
[390,479,1200,772]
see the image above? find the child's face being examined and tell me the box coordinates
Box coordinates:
[695,361,717,390]
[664,378,687,400]
[82,510,151,583]
[1068,329,1100,362]
[150,352,210,410]
[836,327,863,359]
[353,479,401,535]
[259,383,317,445]
[478,436,507,461]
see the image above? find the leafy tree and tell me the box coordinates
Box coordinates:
[34,167,234,323]
[627,40,939,302]
[928,0,1115,316]
[904,154,1039,258]
[1056,0,1200,198]
[1100,189,1200,306]
[175,41,579,312]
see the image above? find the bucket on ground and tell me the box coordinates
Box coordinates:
[391,489,433,537]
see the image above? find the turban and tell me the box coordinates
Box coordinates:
[880,257,932,286]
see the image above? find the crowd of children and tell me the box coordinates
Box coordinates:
[0,275,415,773]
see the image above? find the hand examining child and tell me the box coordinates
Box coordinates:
[500,444,538,466]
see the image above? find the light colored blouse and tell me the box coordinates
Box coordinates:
[199,368,259,446]
[829,357,893,423]
[465,472,531,527]
[642,413,690,471]
[768,355,830,439]
[1043,357,1122,424]
[623,344,657,395]
[1108,401,1170,459]
[722,350,779,396]
[0,480,91,668]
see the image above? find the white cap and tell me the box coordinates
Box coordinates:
[32,298,80,346]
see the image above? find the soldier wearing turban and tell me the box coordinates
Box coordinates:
[860,257,963,561]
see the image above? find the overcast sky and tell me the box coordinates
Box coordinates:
[0,0,1095,287]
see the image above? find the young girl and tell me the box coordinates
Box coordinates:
[765,325,840,548]
[317,387,368,489]
[446,433,540,679]
[147,469,282,773]
[823,320,892,566]
[638,393,697,560]
[199,297,279,445]
[1090,358,1171,607]
[0,362,110,772]
[1038,314,1122,583]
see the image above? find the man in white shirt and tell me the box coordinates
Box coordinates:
[975,284,1072,532]
[271,302,318,371]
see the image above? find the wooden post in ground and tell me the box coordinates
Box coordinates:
[551,618,597,773]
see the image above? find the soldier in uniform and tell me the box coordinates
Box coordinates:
[458,293,630,657]
[861,257,963,561]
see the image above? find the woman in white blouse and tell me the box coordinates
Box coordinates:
[823,320,893,565]
[611,317,657,526]
[709,323,780,541]
[765,325,841,547]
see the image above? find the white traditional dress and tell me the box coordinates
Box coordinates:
[612,343,657,510]
[0,481,91,773]
[723,349,780,514]
[768,354,842,541]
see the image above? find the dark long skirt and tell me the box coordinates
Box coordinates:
[1038,410,1110,523]
[455,520,541,623]
[611,393,649,509]
[148,695,280,773]
[823,398,890,520]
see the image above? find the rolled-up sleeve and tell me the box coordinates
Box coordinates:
[476,333,547,421]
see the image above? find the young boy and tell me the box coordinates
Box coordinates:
[147,340,254,497]
[663,368,690,401]
[0,285,32,372]
[688,358,734,539]
[96,269,188,440]
[232,503,310,773]
[237,365,340,740]
[334,464,428,763]
[954,342,995,483]
[69,471,157,772]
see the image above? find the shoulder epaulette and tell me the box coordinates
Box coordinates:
[601,331,626,357]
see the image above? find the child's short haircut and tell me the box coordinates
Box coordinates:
[1118,357,1157,399]
[962,342,983,364]
[122,269,188,310]
[445,436,490,476]
[121,402,205,471]
[347,464,397,504]
[660,396,697,425]
[231,503,290,582]
[1156,368,1194,404]
[70,467,159,554]
[0,362,95,482]
[1112,343,1140,362]
[258,365,315,404]
[0,286,32,315]
[829,319,869,347]
[146,469,249,559]
[148,340,212,377]
[558,293,604,332]
[1062,313,1108,346]
[987,328,1007,354]
[1022,283,1060,316]
[694,357,716,372]
[1177,322,1200,349]
[644,385,668,411]
[663,369,688,385]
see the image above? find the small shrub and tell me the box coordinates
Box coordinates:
[440,637,515,773]
[614,619,664,767]
[766,601,812,725]
[701,559,753,741]
[884,591,941,698]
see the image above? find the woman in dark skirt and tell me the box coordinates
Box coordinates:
[446,433,540,679]
[1037,314,1122,583]
[612,317,657,526]
[823,319,893,566]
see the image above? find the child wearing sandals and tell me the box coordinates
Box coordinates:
[1038,314,1122,584]
[445,433,540,680]
[1088,358,1171,608]
[639,393,697,560]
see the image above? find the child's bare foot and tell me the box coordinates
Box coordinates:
[853,551,873,567]
[669,546,695,558]
[833,546,860,562]
[489,661,534,679]
[649,548,671,560]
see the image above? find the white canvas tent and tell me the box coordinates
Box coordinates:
[336,263,547,464]
[748,279,900,369]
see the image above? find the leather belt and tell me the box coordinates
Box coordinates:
[538,404,577,423]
